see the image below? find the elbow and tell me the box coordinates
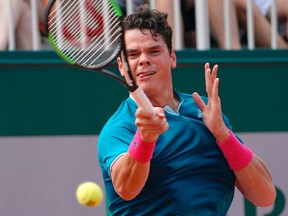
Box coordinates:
[115,186,139,201]
[250,184,277,207]
[112,176,144,201]
[120,194,137,201]
[258,186,277,207]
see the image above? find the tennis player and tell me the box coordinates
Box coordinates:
[97,4,276,215]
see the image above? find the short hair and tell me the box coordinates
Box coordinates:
[122,4,173,54]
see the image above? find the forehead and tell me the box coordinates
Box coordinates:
[124,29,165,47]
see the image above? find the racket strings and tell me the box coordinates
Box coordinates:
[48,0,122,68]
[49,0,114,52]
[76,4,121,67]
[49,0,103,50]
[49,0,100,43]
[68,6,121,64]
[48,0,77,28]
[78,16,122,66]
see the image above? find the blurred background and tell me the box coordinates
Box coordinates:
[0,0,287,215]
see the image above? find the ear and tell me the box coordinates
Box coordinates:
[170,49,177,69]
[117,56,125,77]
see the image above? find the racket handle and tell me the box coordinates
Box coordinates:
[131,88,155,115]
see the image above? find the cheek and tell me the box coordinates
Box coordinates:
[127,60,137,75]
[158,65,173,80]
[161,59,174,71]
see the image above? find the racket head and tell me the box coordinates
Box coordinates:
[44,0,155,115]
[44,0,123,69]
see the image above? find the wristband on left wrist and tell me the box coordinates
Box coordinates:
[216,130,253,171]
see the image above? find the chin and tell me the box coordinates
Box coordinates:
[141,86,158,97]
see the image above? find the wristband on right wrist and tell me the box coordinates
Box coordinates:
[128,129,156,163]
[216,130,253,171]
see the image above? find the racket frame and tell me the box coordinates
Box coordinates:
[44,0,155,114]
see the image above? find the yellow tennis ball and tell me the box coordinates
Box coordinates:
[76,182,103,207]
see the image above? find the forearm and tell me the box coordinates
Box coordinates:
[111,130,156,200]
[111,153,150,201]
[235,154,276,207]
[216,130,276,206]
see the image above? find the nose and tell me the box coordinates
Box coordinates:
[139,53,151,66]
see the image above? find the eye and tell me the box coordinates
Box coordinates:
[150,49,161,54]
[127,51,139,59]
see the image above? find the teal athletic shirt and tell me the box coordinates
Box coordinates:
[98,89,237,216]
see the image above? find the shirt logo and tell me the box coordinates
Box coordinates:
[197,109,202,118]
[133,140,138,148]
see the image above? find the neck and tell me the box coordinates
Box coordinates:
[134,88,179,111]
[171,93,180,112]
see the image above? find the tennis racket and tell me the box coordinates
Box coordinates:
[44,0,154,115]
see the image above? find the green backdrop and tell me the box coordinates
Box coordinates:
[0,49,287,136]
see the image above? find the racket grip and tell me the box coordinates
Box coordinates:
[131,88,155,115]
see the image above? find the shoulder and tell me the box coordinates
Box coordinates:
[175,89,208,104]
[100,97,137,135]
[176,89,232,127]
[98,98,137,170]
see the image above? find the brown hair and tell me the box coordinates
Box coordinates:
[122,4,173,54]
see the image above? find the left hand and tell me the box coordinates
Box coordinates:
[192,63,229,142]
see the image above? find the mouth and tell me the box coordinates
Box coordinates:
[137,71,156,79]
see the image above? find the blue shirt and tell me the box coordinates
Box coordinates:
[98,89,236,215]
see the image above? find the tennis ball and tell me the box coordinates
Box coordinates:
[76,182,103,207]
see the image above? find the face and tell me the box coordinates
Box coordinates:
[117,29,176,102]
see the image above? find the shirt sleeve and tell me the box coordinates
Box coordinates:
[97,123,136,177]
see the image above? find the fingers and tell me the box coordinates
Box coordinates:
[192,92,206,111]
[211,65,219,99]
[154,107,166,119]
[135,107,165,119]
[135,107,169,135]
[204,63,219,96]
[135,110,169,142]
[211,64,218,81]
[204,63,211,94]
[213,77,220,99]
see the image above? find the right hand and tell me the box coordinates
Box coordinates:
[135,107,169,142]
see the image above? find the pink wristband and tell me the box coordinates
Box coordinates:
[216,130,253,171]
[128,129,156,163]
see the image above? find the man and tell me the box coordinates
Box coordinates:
[97,4,276,215]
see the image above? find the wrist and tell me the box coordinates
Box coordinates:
[214,128,230,142]
[139,131,158,143]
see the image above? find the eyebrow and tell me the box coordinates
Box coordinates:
[126,45,163,53]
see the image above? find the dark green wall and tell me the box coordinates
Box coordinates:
[0,50,287,136]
